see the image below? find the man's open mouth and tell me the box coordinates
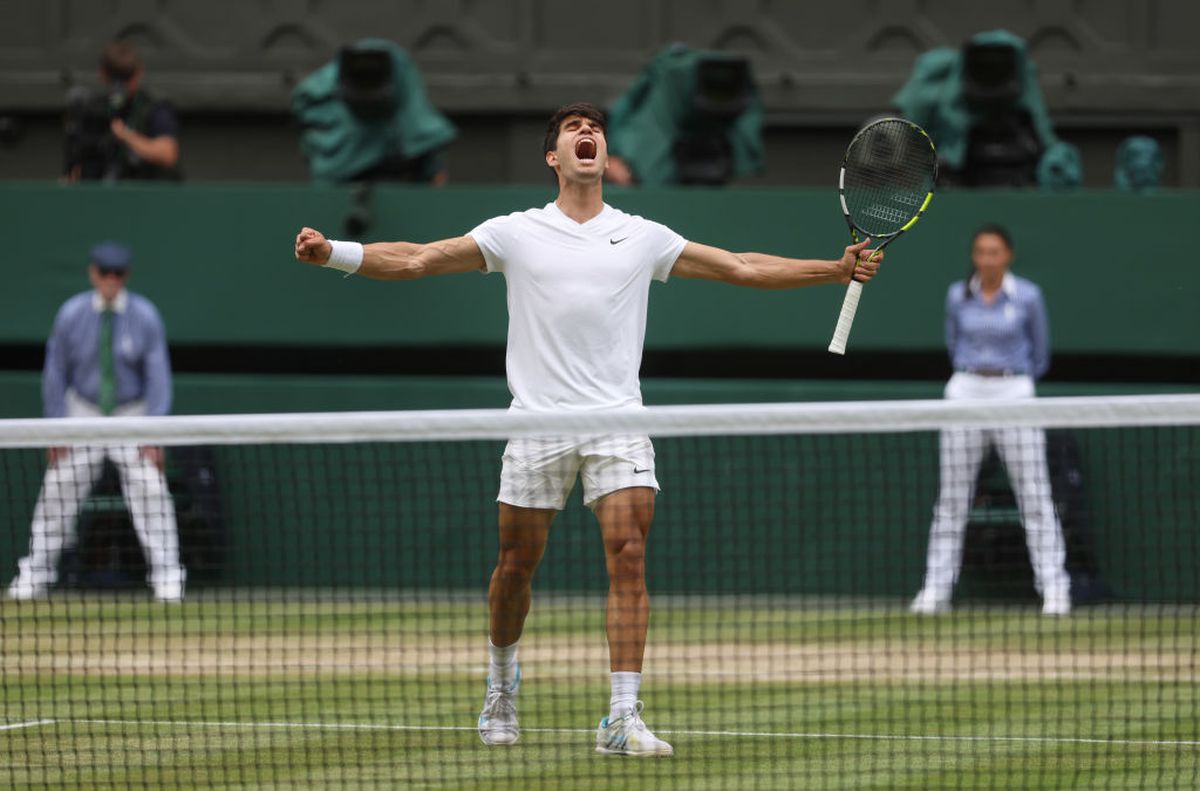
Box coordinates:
[575,137,597,162]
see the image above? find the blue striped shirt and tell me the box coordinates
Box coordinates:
[42,289,172,418]
[945,273,1050,379]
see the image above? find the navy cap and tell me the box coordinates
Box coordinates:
[89,241,133,271]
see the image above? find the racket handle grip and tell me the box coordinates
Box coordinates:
[828,279,864,355]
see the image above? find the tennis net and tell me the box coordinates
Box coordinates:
[1,394,1198,788]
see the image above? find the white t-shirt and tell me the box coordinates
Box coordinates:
[469,202,687,412]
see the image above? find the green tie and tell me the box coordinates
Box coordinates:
[98,308,116,415]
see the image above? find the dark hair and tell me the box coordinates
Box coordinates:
[100,40,141,82]
[543,102,606,158]
[971,223,1013,251]
[963,223,1014,298]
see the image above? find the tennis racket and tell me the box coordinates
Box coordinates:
[828,117,937,355]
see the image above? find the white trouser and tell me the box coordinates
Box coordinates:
[918,373,1070,600]
[13,392,184,590]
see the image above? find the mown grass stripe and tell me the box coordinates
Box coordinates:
[67,718,1200,747]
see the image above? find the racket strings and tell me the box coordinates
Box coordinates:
[843,120,936,237]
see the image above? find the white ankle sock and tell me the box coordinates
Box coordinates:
[488,640,518,688]
[609,671,641,720]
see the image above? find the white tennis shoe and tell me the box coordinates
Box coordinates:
[151,568,187,603]
[1041,588,1072,617]
[910,587,951,615]
[6,575,48,601]
[478,665,520,746]
[595,701,673,757]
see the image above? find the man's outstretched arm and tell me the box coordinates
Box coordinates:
[295,227,485,280]
[670,239,880,289]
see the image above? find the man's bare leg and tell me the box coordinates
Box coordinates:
[489,503,555,647]
[594,486,655,672]
[479,503,554,746]
[592,486,672,756]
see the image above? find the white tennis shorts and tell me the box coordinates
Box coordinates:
[497,434,659,510]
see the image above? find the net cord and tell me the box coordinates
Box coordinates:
[0,394,1197,448]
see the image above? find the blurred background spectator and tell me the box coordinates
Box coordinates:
[64,40,181,182]
[291,38,456,186]
[605,43,764,187]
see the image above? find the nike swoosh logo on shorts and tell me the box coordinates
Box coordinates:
[610,237,629,245]
[633,466,650,474]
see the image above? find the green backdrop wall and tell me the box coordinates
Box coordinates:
[5,182,1200,355]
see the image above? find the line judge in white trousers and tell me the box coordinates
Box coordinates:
[912,224,1071,617]
[7,242,185,602]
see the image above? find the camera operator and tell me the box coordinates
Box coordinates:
[64,40,181,182]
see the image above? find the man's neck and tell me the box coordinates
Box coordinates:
[555,180,605,224]
[94,289,126,312]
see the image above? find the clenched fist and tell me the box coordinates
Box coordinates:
[295,227,332,265]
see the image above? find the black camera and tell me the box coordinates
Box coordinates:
[959,41,1041,187]
[961,42,1022,114]
[336,47,398,120]
[63,84,130,180]
[673,55,753,185]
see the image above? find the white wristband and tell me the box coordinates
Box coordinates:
[324,240,363,275]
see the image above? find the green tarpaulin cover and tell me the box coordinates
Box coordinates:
[892,30,1078,187]
[607,44,764,186]
[292,39,456,183]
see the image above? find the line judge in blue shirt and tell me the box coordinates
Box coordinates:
[911,224,1071,617]
[7,242,185,602]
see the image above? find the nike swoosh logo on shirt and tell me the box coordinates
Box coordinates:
[610,237,629,245]
[633,467,651,474]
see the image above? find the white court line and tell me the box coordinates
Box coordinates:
[68,719,1200,748]
[656,728,1200,748]
[0,719,56,732]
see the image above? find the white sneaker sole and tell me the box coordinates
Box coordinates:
[595,745,673,757]
[7,587,48,601]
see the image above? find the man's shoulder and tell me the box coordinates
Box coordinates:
[140,89,178,120]
[507,204,555,221]
[56,291,93,318]
[604,204,678,237]
[474,205,548,231]
[127,292,164,321]
[62,290,92,307]
[605,204,646,226]
[127,290,159,308]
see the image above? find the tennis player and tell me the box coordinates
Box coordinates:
[295,102,881,756]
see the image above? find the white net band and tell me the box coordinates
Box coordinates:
[1,393,1198,448]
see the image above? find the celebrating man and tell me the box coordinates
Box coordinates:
[295,102,880,756]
